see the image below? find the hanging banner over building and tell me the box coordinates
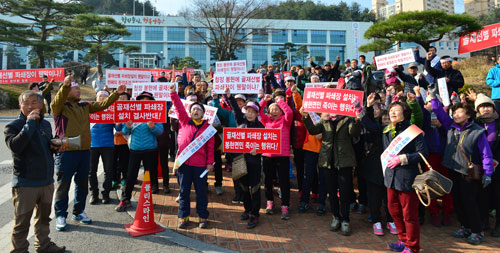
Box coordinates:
[114,101,167,123]
[458,22,500,54]
[374,49,415,70]
[212,73,262,94]
[0,68,65,84]
[215,60,247,74]
[131,82,176,101]
[302,88,364,117]
[168,99,218,124]
[105,69,151,88]
[223,128,281,154]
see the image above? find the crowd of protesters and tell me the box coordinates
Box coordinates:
[6,45,500,253]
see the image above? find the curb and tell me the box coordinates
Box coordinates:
[116,188,235,253]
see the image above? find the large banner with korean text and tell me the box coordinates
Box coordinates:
[119,68,191,82]
[216,60,247,74]
[105,69,151,88]
[89,101,167,123]
[458,22,500,54]
[223,128,281,154]
[212,73,262,94]
[302,88,364,117]
[89,104,115,123]
[0,68,65,84]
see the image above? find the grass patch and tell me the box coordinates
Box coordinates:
[454,56,492,96]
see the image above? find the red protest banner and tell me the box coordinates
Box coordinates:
[302,88,364,117]
[90,104,115,123]
[114,101,167,123]
[458,22,500,54]
[119,68,191,81]
[223,128,281,154]
[283,71,292,79]
[0,68,65,84]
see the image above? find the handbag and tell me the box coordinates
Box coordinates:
[231,154,247,180]
[458,144,484,181]
[412,153,453,207]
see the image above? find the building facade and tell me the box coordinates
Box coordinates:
[1,15,374,71]
[465,0,500,17]
[373,0,454,20]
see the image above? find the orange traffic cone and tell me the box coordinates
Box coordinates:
[157,153,163,179]
[124,170,164,237]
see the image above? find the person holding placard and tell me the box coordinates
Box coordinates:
[424,53,464,96]
[169,84,215,229]
[341,59,363,91]
[259,92,293,220]
[413,46,441,84]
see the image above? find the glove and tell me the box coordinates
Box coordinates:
[450,92,459,105]
[351,97,362,114]
[427,83,438,99]
[387,154,401,169]
[482,174,492,188]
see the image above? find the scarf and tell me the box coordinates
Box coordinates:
[383,120,403,138]
[476,111,499,124]
[324,114,344,122]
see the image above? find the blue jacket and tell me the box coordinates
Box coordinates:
[211,96,237,127]
[414,49,442,83]
[123,123,163,151]
[90,123,117,148]
[486,64,500,99]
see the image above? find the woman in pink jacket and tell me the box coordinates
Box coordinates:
[169,85,215,229]
[259,93,293,219]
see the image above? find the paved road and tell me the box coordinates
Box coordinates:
[0,117,205,253]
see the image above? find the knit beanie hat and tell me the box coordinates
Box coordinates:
[475,93,495,111]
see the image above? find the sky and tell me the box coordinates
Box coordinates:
[150,0,465,16]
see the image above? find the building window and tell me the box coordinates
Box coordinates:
[454,41,458,50]
[236,29,246,41]
[145,27,163,41]
[438,41,443,49]
[168,27,185,42]
[272,30,288,43]
[329,46,344,63]
[311,30,327,44]
[168,43,185,64]
[252,45,268,67]
[189,28,205,42]
[309,46,326,65]
[330,31,346,44]
[124,26,141,41]
[292,30,307,43]
[253,29,268,43]
[189,44,206,69]
[146,43,163,53]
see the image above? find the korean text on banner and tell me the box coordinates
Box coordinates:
[458,22,500,54]
[374,49,415,70]
[106,69,151,88]
[223,128,281,154]
[119,68,191,81]
[302,88,364,117]
[90,104,115,123]
[114,101,167,123]
[437,78,450,107]
[0,68,65,84]
[131,82,176,101]
[215,60,247,74]
[168,99,218,124]
[174,125,217,169]
[212,73,262,94]
[380,124,423,177]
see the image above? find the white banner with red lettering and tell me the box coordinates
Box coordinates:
[168,99,218,124]
[105,69,151,88]
[131,82,176,101]
[216,60,247,74]
[212,73,262,94]
[374,49,415,70]
[0,68,65,84]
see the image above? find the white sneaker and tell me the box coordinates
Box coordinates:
[387,222,398,235]
[56,216,67,231]
[72,211,92,224]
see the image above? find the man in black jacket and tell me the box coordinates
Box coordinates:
[395,63,429,93]
[425,54,464,95]
[4,91,66,253]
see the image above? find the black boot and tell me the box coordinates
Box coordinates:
[101,193,111,204]
[89,194,99,205]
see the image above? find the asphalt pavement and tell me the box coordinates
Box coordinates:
[0,116,225,253]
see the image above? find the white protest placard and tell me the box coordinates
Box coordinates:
[309,112,321,125]
[173,125,217,169]
[212,73,262,94]
[380,125,423,177]
[437,78,450,106]
[105,69,151,88]
[168,99,218,124]
[216,60,247,74]
[305,82,338,88]
[131,82,176,101]
[374,49,415,70]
